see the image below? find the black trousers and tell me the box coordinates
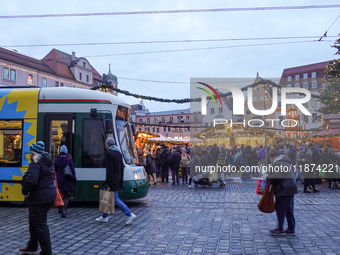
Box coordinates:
[161,166,169,182]
[275,195,295,231]
[27,201,54,255]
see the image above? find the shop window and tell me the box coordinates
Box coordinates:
[28,74,33,86]
[0,120,23,167]
[10,69,16,81]
[3,67,9,80]
[42,78,47,87]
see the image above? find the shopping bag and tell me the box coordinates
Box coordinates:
[257,181,275,213]
[52,167,64,208]
[256,179,268,195]
[53,188,64,207]
[99,190,115,214]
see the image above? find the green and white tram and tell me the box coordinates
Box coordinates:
[0,87,148,202]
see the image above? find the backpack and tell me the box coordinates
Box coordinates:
[181,154,189,166]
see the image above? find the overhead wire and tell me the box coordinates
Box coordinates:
[318,13,340,41]
[1,4,339,19]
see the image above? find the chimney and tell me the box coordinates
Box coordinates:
[72,52,76,61]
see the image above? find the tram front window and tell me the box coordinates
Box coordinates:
[115,120,139,165]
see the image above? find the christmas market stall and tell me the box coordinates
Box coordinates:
[134,131,160,150]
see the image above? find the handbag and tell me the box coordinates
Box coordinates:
[63,158,74,179]
[99,189,115,214]
[52,168,64,208]
[257,180,275,213]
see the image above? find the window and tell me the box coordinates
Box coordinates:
[163,127,166,132]
[139,118,142,123]
[60,83,64,87]
[287,84,292,87]
[144,127,147,131]
[303,73,308,79]
[138,128,141,131]
[186,116,190,121]
[210,108,214,114]
[170,117,173,122]
[312,80,317,89]
[279,116,284,123]
[154,118,157,123]
[55,81,59,87]
[168,127,171,132]
[3,67,9,80]
[210,122,213,126]
[86,75,89,83]
[116,119,139,165]
[194,115,198,122]
[147,118,150,124]
[79,72,82,80]
[253,96,257,102]
[0,120,23,166]
[295,83,300,88]
[205,123,208,126]
[246,109,251,116]
[260,95,264,101]
[156,127,159,132]
[295,74,300,80]
[219,107,223,113]
[82,119,106,167]
[303,82,308,89]
[256,87,260,92]
[312,72,316,78]
[83,62,86,67]
[42,78,47,87]
[311,98,317,108]
[152,127,155,132]
[10,69,16,81]
[27,74,33,85]
[287,76,292,82]
[304,115,309,124]
[312,113,317,122]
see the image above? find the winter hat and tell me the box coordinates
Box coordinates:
[334,148,339,153]
[60,145,68,154]
[299,146,306,151]
[29,141,45,154]
[105,137,115,146]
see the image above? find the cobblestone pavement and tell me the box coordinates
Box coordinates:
[1,179,340,255]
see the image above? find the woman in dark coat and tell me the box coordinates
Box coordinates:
[323,148,339,188]
[20,141,56,255]
[145,150,157,186]
[267,149,298,236]
[54,145,77,218]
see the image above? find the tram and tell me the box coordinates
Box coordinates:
[0,87,148,202]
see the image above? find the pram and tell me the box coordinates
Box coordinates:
[192,170,226,188]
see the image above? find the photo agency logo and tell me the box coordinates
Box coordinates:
[196,81,312,128]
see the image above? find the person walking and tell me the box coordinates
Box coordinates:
[96,138,137,224]
[20,141,56,255]
[154,147,162,182]
[267,149,298,236]
[180,149,191,184]
[169,147,181,185]
[159,145,171,183]
[54,145,77,218]
[145,149,157,186]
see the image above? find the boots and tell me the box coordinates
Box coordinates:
[312,185,320,193]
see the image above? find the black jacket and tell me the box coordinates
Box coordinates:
[145,154,156,174]
[169,151,181,170]
[21,152,56,205]
[159,149,171,167]
[103,146,124,191]
[268,155,298,197]
[242,146,253,166]
[209,146,220,165]
[201,150,212,167]
[287,146,297,165]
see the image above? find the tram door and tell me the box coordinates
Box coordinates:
[44,114,74,163]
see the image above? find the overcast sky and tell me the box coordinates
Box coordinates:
[1,0,339,112]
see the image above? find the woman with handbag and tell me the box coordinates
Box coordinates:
[267,149,299,236]
[20,141,56,255]
[54,145,77,218]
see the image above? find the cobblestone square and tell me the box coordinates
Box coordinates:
[1,180,340,255]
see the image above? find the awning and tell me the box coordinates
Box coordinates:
[307,128,340,136]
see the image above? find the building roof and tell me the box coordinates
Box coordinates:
[307,128,340,136]
[281,61,328,74]
[0,47,56,75]
[148,109,190,116]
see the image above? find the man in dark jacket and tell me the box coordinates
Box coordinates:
[267,150,298,236]
[96,138,137,225]
[287,143,297,165]
[241,145,253,178]
[209,143,220,165]
[169,147,181,185]
[20,141,56,255]
[159,145,171,183]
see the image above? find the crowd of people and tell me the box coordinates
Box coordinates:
[144,142,340,192]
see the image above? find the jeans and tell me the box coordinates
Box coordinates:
[156,164,161,178]
[181,167,188,183]
[275,195,295,230]
[27,201,54,255]
[102,191,131,218]
[171,168,180,185]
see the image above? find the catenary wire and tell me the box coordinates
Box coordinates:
[0,4,340,19]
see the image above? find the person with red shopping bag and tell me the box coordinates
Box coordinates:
[266,149,298,236]
[96,138,137,225]
[20,141,56,255]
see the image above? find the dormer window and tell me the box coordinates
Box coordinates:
[83,62,86,67]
